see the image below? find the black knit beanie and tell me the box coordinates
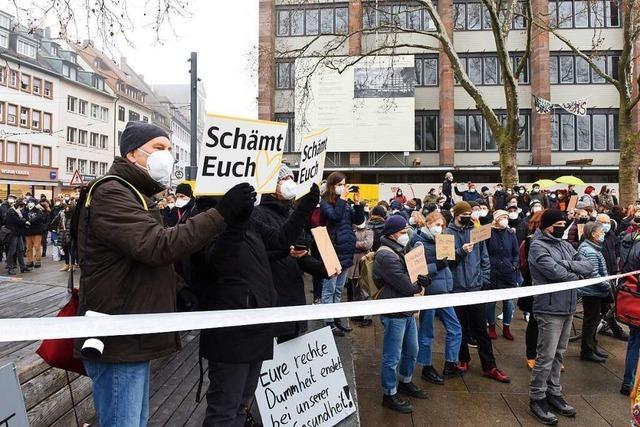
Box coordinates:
[119,121,169,157]
[540,209,565,230]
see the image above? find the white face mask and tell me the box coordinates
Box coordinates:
[8,198,15,205]
[429,225,442,235]
[498,218,509,228]
[335,185,345,196]
[532,206,542,213]
[508,212,519,220]
[409,217,416,226]
[175,198,190,208]
[479,209,489,217]
[279,179,297,200]
[27,202,35,210]
[167,203,175,209]
[137,148,174,185]
[396,234,410,247]
[469,188,476,193]
[471,211,480,219]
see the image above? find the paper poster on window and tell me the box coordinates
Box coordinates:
[296,129,328,199]
[195,114,287,195]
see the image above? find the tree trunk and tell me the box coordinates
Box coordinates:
[497,132,520,188]
[618,107,640,207]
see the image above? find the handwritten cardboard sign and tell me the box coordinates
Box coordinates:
[470,224,492,245]
[255,327,356,427]
[0,363,28,427]
[405,245,428,283]
[436,234,456,260]
[311,227,342,276]
[297,129,328,199]
[567,195,578,212]
[577,223,584,240]
[195,114,287,195]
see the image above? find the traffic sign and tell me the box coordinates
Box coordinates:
[69,170,83,186]
[174,170,184,180]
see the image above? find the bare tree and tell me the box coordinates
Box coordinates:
[537,0,640,206]
[274,0,532,187]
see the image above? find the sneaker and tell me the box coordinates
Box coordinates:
[313,298,321,304]
[488,325,498,340]
[546,393,576,417]
[359,319,373,328]
[527,359,536,370]
[580,352,606,363]
[382,393,413,414]
[621,384,632,396]
[593,348,608,359]
[397,381,428,399]
[334,319,353,332]
[503,325,514,341]
[456,362,469,373]
[483,368,511,383]
[421,365,444,385]
[327,323,345,337]
[467,337,478,348]
[612,326,630,342]
[529,398,558,425]
[443,361,465,378]
[25,262,34,268]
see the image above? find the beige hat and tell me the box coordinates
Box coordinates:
[493,210,508,221]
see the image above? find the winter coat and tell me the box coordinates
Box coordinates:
[50,210,72,246]
[4,208,27,237]
[602,228,620,275]
[0,201,11,226]
[423,194,439,205]
[517,236,534,313]
[566,221,585,249]
[24,207,45,236]
[368,217,385,251]
[508,217,528,244]
[454,187,481,202]
[320,197,365,269]
[517,194,530,214]
[595,193,614,210]
[75,157,226,363]
[409,228,453,295]
[619,231,640,274]
[579,194,596,209]
[163,206,178,227]
[548,198,560,210]
[373,236,422,317]
[445,222,490,293]
[442,180,453,208]
[577,239,611,298]
[348,226,373,280]
[486,227,519,289]
[493,191,507,211]
[528,229,593,316]
[529,192,548,208]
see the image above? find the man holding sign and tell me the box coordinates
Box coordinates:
[445,202,511,384]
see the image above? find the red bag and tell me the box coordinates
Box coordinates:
[310,206,327,228]
[36,289,86,376]
[615,275,640,328]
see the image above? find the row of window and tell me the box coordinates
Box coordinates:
[67,96,110,121]
[551,111,619,151]
[116,82,146,103]
[117,106,148,123]
[453,2,528,31]
[549,0,619,29]
[277,5,349,37]
[454,113,530,151]
[456,55,529,85]
[550,53,619,84]
[1,141,53,167]
[0,66,54,99]
[363,3,437,31]
[65,157,108,176]
[65,127,109,150]
[0,102,53,132]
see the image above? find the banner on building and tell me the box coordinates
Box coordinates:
[533,95,554,114]
[297,129,328,199]
[195,114,288,195]
[533,95,588,116]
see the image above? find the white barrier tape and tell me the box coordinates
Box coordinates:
[0,271,636,343]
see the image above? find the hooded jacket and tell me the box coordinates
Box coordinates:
[445,222,490,292]
[577,239,611,298]
[368,216,386,251]
[486,226,519,289]
[528,228,593,316]
[320,197,365,268]
[409,228,453,295]
[75,157,226,363]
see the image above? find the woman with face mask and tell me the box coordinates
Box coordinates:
[162,194,178,228]
[319,172,366,336]
[50,202,76,272]
[409,212,464,385]
[393,188,407,205]
[485,210,520,341]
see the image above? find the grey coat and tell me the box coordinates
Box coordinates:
[528,229,593,316]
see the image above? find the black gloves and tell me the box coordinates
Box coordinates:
[417,274,431,289]
[436,258,448,270]
[216,183,257,224]
[296,183,320,217]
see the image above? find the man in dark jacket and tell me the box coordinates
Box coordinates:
[4,200,28,275]
[454,181,482,202]
[76,121,256,427]
[369,205,387,251]
[443,172,454,209]
[493,184,508,211]
[507,204,528,245]
[446,202,510,384]
[527,209,593,425]
[24,198,45,268]
[529,183,548,208]
[162,193,177,227]
[373,215,428,414]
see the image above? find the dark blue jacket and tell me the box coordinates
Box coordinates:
[445,222,490,292]
[320,198,365,269]
[454,187,482,202]
[487,227,519,289]
[409,228,453,295]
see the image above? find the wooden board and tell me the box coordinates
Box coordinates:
[470,224,492,244]
[435,234,456,260]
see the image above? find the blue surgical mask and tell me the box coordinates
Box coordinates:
[597,234,605,243]
[601,223,611,234]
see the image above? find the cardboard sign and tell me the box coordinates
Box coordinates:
[404,245,428,283]
[296,129,328,199]
[255,327,356,427]
[577,223,585,240]
[567,195,578,212]
[195,114,287,195]
[311,227,342,276]
[470,224,492,244]
[0,363,28,427]
[436,234,456,261]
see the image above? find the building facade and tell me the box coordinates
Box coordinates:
[258,0,633,185]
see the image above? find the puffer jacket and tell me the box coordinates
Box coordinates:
[619,231,640,274]
[409,228,453,295]
[528,229,593,316]
[486,226,519,289]
[320,197,365,269]
[445,222,490,293]
[577,239,611,298]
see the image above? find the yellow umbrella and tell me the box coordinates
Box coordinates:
[555,176,585,186]
[532,179,558,189]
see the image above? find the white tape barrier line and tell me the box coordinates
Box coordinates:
[0,271,637,343]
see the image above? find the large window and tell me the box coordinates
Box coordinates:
[67,127,77,143]
[43,113,52,133]
[278,5,348,36]
[16,39,37,58]
[32,77,41,95]
[42,147,51,166]
[415,112,439,152]
[67,96,77,112]
[129,110,140,122]
[276,61,295,90]
[363,3,437,31]
[19,143,28,164]
[78,99,88,116]
[550,52,619,84]
[454,111,530,151]
[31,110,41,130]
[457,54,530,85]
[100,135,108,150]
[453,1,528,30]
[78,130,88,146]
[415,56,438,86]
[7,104,16,125]
[274,113,295,152]
[551,110,618,151]
[548,0,619,28]
[6,141,16,163]
[43,81,52,98]
[20,73,30,92]
[118,106,125,121]
[90,132,98,147]
[31,145,40,165]
[78,159,87,174]
[66,158,76,173]
[19,107,29,127]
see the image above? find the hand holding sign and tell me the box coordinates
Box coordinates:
[297,130,328,199]
[436,234,456,260]
[405,245,428,284]
[470,224,492,244]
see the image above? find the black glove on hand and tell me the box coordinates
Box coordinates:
[417,274,431,289]
[296,183,320,217]
[436,258,448,270]
[217,183,257,224]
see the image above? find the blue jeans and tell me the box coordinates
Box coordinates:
[381,316,418,395]
[486,299,515,326]
[322,269,348,322]
[417,307,462,366]
[84,360,150,427]
[624,327,640,388]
